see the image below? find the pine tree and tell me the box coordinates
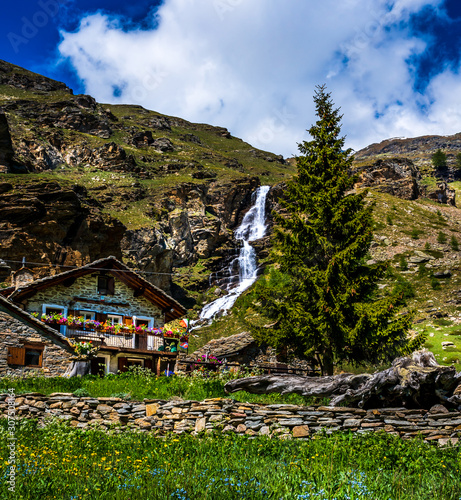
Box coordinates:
[246,86,425,375]
[432,149,447,169]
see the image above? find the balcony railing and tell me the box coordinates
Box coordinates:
[66,327,165,352]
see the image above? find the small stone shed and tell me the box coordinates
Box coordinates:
[0,295,73,376]
[179,332,316,374]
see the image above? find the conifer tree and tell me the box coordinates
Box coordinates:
[432,149,447,169]
[246,86,425,375]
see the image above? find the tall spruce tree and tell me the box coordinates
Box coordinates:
[247,86,425,375]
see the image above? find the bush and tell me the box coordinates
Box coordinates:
[437,232,447,244]
[399,255,408,271]
[430,277,441,290]
[450,235,459,251]
[386,214,393,225]
[410,228,420,239]
[393,275,415,300]
[418,264,428,277]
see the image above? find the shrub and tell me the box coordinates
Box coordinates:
[399,255,408,271]
[450,235,459,251]
[424,242,431,251]
[411,228,420,239]
[430,277,441,290]
[437,231,447,244]
[393,275,415,300]
[386,214,393,225]
[418,264,428,277]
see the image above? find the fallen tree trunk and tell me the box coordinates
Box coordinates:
[224,350,461,409]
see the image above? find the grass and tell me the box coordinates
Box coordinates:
[1,419,460,499]
[0,370,316,406]
[416,319,461,371]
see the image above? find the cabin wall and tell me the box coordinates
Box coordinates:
[0,312,72,376]
[23,274,164,325]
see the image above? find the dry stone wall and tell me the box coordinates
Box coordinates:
[1,393,460,445]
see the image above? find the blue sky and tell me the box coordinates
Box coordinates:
[2,0,461,157]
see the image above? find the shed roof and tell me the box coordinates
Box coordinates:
[184,332,256,361]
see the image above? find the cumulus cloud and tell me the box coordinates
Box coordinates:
[57,0,461,156]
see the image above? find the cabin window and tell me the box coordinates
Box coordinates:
[42,304,67,335]
[118,356,145,373]
[25,348,42,367]
[107,314,123,326]
[78,310,95,321]
[8,344,44,367]
[97,276,115,295]
[127,358,144,368]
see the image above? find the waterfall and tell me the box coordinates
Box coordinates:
[199,185,270,321]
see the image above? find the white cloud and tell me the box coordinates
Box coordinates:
[57,0,460,157]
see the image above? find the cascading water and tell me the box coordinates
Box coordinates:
[199,185,270,321]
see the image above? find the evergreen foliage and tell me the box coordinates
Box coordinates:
[431,149,447,169]
[245,86,425,375]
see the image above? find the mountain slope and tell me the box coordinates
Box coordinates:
[0,60,295,306]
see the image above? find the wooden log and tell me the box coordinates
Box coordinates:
[224,350,461,409]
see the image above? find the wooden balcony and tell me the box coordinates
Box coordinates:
[66,327,165,352]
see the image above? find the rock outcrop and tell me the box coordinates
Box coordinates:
[0,110,14,171]
[426,181,456,206]
[355,158,422,200]
[0,60,72,93]
[0,181,125,276]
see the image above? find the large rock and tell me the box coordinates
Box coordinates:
[355,158,421,200]
[427,182,456,206]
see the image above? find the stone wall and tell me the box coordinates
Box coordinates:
[0,313,72,376]
[25,273,164,326]
[1,392,460,445]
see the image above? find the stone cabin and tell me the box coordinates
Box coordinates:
[0,295,74,376]
[4,256,186,376]
[179,332,317,374]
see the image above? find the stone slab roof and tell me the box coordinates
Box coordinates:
[184,331,256,361]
